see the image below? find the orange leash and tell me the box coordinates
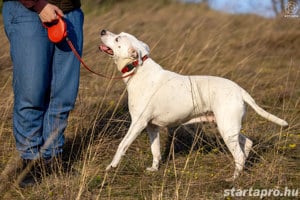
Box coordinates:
[44,14,134,80]
[66,37,135,80]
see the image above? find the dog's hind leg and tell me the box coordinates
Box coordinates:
[239,134,253,159]
[146,124,161,171]
[222,132,246,181]
[215,108,247,181]
[106,120,148,171]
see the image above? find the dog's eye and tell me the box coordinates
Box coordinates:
[115,37,119,42]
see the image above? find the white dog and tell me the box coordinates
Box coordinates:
[99,30,288,180]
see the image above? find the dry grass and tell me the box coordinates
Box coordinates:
[0,0,299,199]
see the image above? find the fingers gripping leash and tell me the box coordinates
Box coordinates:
[42,13,67,43]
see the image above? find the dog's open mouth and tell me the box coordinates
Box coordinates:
[99,44,114,56]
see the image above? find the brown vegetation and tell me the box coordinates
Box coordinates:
[0,0,299,199]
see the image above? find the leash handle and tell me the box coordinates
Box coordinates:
[43,14,67,43]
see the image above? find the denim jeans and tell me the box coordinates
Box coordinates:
[2,2,84,160]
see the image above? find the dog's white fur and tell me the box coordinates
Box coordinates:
[99,30,288,180]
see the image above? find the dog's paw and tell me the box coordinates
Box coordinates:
[106,162,118,171]
[106,165,113,171]
[146,167,158,172]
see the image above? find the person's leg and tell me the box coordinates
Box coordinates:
[3,1,53,160]
[41,9,84,159]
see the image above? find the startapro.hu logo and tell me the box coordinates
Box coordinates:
[284,1,299,18]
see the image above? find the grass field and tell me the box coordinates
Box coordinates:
[0,0,299,199]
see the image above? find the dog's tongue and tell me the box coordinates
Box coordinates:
[99,44,108,51]
[99,44,113,55]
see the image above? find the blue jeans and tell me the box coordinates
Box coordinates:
[2,2,84,160]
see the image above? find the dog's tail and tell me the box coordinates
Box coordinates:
[241,89,288,127]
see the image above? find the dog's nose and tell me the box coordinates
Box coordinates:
[101,29,107,36]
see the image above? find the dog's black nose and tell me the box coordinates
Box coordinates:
[101,29,106,36]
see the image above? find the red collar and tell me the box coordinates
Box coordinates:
[121,55,149,74]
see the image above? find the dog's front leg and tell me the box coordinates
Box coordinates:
[106,120,148,171]
[146,124,161,171]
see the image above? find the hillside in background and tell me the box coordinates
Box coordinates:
[0,0,299,199]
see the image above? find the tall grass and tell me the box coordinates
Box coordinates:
[0,0,299,199]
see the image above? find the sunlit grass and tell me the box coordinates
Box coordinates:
[0,0,299,199]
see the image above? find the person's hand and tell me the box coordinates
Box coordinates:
[39,3,64,23]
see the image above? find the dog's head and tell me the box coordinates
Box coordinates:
[99,30,150,72]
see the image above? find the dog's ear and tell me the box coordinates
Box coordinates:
[140,41,150,54]
[128,47,138,59]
